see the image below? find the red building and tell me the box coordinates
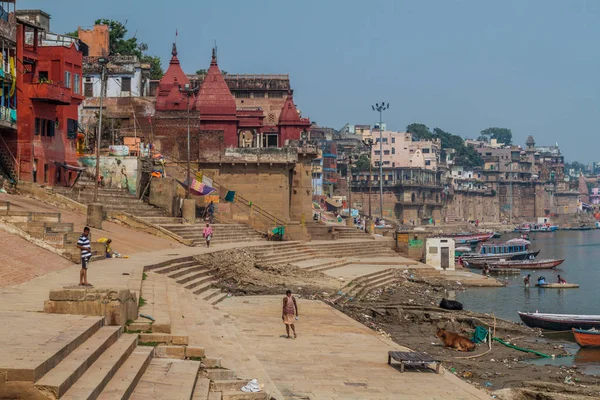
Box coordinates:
[153,45,310,159]
[13,16,84,185]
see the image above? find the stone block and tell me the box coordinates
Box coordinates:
[43,232,66,247]
[203,357,222,368]
[155,345,185,359]
[171,335,189,346]
[139,333,171,343]
[86,203,103,229]
[185,346,205,358]
[48,288,87,301]
[127,322,151,332]
[31,213,61,223]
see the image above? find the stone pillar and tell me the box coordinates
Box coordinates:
[86,203,103,229]
[346,217,354,227]
[182,199,196,223]
[366,219,375,234]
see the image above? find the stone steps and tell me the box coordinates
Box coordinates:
[129,358,201,400]
[96,346,154,400]
[304,259,351,272]
[159,223,267,245]
[34,326,122,398]
[154,260,201,276]
[136,273,171,334]
[222,392,268,400]
[60,334,139,399]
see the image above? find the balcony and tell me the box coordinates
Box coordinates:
[29,83,72,105]
[0,106,16,129]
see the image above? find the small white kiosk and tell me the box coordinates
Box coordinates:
[425,238,455,271]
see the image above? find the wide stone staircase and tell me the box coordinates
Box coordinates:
[0,201,104,263]
[53,174,171,219]
[249,240,399,269]
[335,226,375,240]
[158,223,265,246]
[14,312,264,400]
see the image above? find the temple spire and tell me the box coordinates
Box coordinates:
[172,42,178,57]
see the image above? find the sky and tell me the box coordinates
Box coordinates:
[20,0,600,163]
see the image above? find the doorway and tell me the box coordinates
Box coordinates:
[441,247,449,270]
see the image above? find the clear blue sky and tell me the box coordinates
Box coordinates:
[21,0,600,163]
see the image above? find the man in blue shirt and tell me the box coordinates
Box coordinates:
[77,227,92,286]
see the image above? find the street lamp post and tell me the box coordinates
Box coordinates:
[362,138,374,218]
[94,57,109,203]
[372,102,389,219]
[180,84,195,199]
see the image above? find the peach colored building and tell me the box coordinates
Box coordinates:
[371,131,441,171]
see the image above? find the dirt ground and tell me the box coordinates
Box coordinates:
[193,249,341,297]
[334,272,600,398]
[200,250,600,399]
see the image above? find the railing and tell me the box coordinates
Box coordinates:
[0,134,17,182]
[161,154,287,227]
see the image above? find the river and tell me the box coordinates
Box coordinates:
[456,229,600,375]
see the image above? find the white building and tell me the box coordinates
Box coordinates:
[83,55,150,98]
[425,238,455,270]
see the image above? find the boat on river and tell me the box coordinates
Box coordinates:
[460,239,539,264]
[535,283,579,288]
[465,258,563,269]
[446,232,494,245]
[515,223,558,233]
[572,328,600,348]
[518,312,600,331]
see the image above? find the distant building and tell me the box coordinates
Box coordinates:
[371,131,440,170]
[0,1,17,182]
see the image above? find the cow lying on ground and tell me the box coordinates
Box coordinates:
[436,328,476,352]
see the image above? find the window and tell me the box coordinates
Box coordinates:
[84,81,93,97]
[374,150,380,155]
[34,118,41,135]
[235,92,250,98]
[263,133,278,148]
[73,74,81,94]
[391,137,395,144]
[67,119,78,139]
[44,164,48,183]
[121,77,131,92]
[39,71,49,82]
[391,148,395,154]
[383,161,390,165]
[422,148,430,153]
[382,138,388,143]
[269,91,284,98]
[64,71,72,88]
[458,170,462,176]
[252,92,265,98]
[384,150,390,155]
[46,120,55,137]
[425,160,431,166]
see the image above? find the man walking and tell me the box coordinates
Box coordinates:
[282,289,298,339]
[77,227,92,286]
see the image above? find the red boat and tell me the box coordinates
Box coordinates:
[447,232,494,245]
[572,328,600,348]
[484,258,564,270]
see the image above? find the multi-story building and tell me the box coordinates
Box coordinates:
[371,131,441,170]
[11,9,85,185]
[0,1,17,182]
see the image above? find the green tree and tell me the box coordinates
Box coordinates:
[94,19,163,80]
[352,154,371,172]
[195,69,207,75]
[480,127,512,145]
[431,127,483,168]
[64,29,78,38]
[406,123,432,140]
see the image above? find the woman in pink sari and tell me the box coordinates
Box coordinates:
[202,223,213,248]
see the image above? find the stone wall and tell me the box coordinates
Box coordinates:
[445,191,500,223]
[79,156,139,195]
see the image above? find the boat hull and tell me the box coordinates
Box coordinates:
[519,312,600,331]
[572,329,600,348]
[535,283,579,288]
[480,259,565,270]
[463,251,541,268]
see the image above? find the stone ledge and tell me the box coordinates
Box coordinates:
[44,287,137,327]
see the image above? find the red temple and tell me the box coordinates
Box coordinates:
[154,45,310,154]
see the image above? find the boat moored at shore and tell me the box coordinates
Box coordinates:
[518,312,600,331]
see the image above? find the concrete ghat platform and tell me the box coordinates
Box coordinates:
[218,296,488,400]
[0,312,103,383]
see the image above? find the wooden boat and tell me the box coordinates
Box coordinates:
[488,267,521,275]
[535,283,579,288]
[515,223,558,233]
[518,312,600,331]
[467,258,563,270]
[572,329,600,348]
[463,250,540,268]
[446,232,494,245]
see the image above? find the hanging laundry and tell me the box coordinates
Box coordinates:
[224,190,236,202]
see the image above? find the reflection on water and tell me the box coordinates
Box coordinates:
[456,230,600,375]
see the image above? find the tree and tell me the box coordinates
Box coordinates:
[406,123,432,140]
[64,29,79,38]
[480,127,512,145]
[94,19,164,80]
[352,154,371,172]
[431,127,483,168]
[565,161,587,172]
[195,69,207,75]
